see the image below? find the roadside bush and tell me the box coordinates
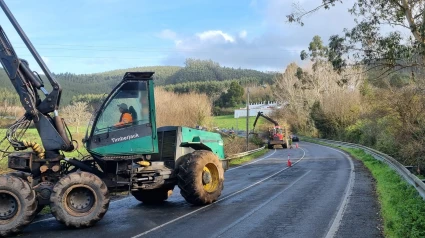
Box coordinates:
[0,118,15,128]
[249,134,265,146]
[155,88,213,128]
[342,122,363,143]
[213,107,234,116]
[223,136,259,156]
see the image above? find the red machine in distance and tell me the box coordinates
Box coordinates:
[252,112,288,149]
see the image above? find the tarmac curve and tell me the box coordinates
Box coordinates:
[18,142,383,238]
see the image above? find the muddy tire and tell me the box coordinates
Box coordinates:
[50,171,109,228]
[0,175,37,237]
[268,144,274,149]
[131,187,173,204]
[177,150,224,205]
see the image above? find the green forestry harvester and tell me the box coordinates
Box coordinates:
[0,1,226,236]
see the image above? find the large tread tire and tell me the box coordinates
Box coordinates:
[268,144,274,149]
[0,175,37,237]
[131,187,173,204]
[177,150,224,205]
[50,171,109,228]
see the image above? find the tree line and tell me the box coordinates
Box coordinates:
[277,0,425,179]
[0,59,275,106]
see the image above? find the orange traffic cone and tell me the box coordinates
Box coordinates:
[296,143,299,149]
[287,154,292,167]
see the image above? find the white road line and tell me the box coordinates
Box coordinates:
[32,216,55,224]
[226,149,277,171]
[216,170,312,237]
[305,142,355,238]
[131,147,307,238]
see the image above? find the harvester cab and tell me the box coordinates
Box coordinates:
[271,126,284,141]
[85,72,158,156]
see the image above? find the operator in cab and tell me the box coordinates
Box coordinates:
[114,103,133,127]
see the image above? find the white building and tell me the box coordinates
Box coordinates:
[234,101,280,118]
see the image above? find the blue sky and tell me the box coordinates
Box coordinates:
[0,0,356,74]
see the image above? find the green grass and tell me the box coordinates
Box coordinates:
[39,206,51,215]
[344,148,425,238]
[212,115,264,130]
[0,126,88,159]
[229,148,269,167]
[0,126,89,173]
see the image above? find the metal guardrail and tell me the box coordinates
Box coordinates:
[309,138,425,199]
[225,146,265,161]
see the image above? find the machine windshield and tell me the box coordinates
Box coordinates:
[94,81,150,134]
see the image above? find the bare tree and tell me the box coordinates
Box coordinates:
[60,102,91,133]
[273,61,363,135]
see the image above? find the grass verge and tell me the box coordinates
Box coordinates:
[345,148,425,238]
[228,148,269,167]
[305,138,425,238]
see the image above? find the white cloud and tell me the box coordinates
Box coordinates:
[162,29,299,70]
[196,30,235,43]
[175,40,183,46]
[239,30,248,39]
[161,0,358,71]
[158,29,177,40]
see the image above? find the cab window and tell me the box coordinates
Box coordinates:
[93,81,150,135]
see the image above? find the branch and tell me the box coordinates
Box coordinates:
[401,0,423,43]
[380,21,411,29]
[287,0,340,24]
[389,0,404,10]
[414,8,425,19]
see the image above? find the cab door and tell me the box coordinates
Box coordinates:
[87,75,158,157]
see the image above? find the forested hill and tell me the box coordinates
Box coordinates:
[0,59,275,105]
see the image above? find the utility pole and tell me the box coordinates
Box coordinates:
[246,87,249,151]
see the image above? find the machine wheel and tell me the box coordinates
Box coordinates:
[131,187,173,204]
[0,175,37,237]
[282,143,288,149]
[177,150,224,205]
[268,144,274,149]
[50,171,110,228]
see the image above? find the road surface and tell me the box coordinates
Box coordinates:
[18,142,382,238]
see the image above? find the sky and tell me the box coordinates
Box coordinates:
[0,0,357,74]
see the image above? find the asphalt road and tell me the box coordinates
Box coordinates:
[17,142,382,238]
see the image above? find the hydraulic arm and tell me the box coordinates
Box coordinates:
[0,0,73,158]
[252,111,279,130]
